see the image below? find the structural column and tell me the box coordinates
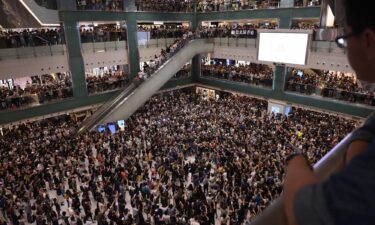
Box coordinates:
[280,0,294,8]
[190,14,201,82]
[126,16,140,80]
[124,0,136,12]
[270,13,290,96]
[64,19,88,99]
[273,65,287,96]
[58,0,77,10]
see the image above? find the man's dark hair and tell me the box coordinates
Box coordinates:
[344,0,375,33]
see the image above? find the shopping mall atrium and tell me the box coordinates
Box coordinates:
[0,0,373,224]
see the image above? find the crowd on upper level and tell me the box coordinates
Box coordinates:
[0,89,358,225]
[138,31,195,80]
[173,64,191,79]
[134,0,282,12]
[286,69,375,106]
[202,61,274,87]
[86,67,129,94]
[0,26,128,49]
[0,28,65,49]
[0,20,325,50]
[197,24,275,38]
[0,73,73,111]
[196,0,281,12]
[72,0,322,12]
[76,0,123,11]
[134,0,321,12]
[138,26,190,39]
[80,26,127,43]
[135,0,195,12]
[291,23,320,30]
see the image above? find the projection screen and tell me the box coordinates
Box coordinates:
[258,32,309,65]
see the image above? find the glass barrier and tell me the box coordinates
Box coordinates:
[212,37,343,54]
[171,65,191,80]
[0,87,73,110]
[0,44,66,60]
[294,0,322,7]
[310,41,346,54]
[138,38,176,49]
[213,37,257,47]
[87,79,129,95]
[81,41,127,54]
[0,73,73,111]
[286,82,375,107]
[201,68,273,88]
[0,87,73,111]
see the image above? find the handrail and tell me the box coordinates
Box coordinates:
[34,35,50,45]
[249,132,353,225]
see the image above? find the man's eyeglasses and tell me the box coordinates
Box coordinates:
[335,32,360,49]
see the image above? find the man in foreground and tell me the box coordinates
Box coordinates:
[284,0,375,224]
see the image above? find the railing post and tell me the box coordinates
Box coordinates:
[328,41,332,53]
[49,45,53,56]
[33,46,37,57]
[15,47,20,59]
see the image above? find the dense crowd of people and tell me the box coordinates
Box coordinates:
[0,89,359,225]
[0,28,65,49]
[86,68,129,94]
[76,0,123,11]
[286,69,375,106]
[138,26,190,39]
[202,62,274,87]
[0,73,73,111]
[0,26,127,49]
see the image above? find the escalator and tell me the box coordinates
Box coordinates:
[0,0,40,28]
[77,38,214,135]
[18,0,59,26]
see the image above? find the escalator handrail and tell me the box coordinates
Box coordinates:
[77,82,138,134]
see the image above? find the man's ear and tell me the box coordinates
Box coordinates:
[364,28,375,60]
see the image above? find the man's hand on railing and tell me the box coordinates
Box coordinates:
[283,154,318,225]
